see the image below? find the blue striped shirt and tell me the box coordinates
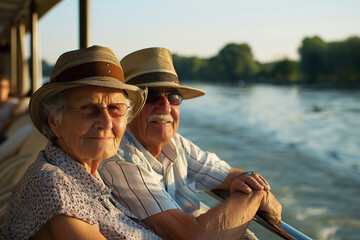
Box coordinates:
[99,129,230,219]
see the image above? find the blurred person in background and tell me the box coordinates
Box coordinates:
[0,75,19,143]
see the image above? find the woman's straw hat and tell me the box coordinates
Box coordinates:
[29,45,147,134]
[120,47,205,99]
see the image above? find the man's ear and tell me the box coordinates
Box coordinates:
[48,116,61,138]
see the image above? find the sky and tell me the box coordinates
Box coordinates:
[37,0,360,64]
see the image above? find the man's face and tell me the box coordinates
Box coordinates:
[128,90,181,151]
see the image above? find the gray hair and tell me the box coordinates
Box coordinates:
[41,90,68,143]
[41,89,132,143]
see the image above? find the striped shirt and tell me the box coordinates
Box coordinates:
[99,129,230,219]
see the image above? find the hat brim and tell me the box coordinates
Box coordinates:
[29,77,147,134]
[135,81,205,99]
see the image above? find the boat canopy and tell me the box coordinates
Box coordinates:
[0,0,61,97]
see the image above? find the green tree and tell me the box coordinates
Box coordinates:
[214,43,259,83]
[325,37,360,83]
[298,36,327,83]
[200,56,226,83]
[271,59,299,83]
[42,59,53,77]
[173,54,206,80]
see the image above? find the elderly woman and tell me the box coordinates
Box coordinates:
[0,46,160,239]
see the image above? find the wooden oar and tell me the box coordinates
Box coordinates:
[205,190,312,240]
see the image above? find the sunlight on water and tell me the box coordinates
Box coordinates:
[319,227,339,240]
[179,83,360,240]
[246,85,303,127]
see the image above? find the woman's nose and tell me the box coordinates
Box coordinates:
[94,109,113,129]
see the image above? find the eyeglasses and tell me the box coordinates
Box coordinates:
[146,92,183,106]
[67,103,129,118]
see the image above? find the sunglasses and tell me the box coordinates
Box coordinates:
[67,103,129,118]
[146,92,183,106]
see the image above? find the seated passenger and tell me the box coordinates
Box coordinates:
[0,76,19,143]
[0,46,160,240]
[99,47,282,239]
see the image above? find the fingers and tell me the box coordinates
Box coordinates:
[254,173,271,191]
[230,179,252,194]
[245,174,264,191]
[259,192,282,223]
[239,172,271,192]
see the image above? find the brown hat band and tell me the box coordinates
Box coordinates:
[53,62,125,83]
[127,72,179,85]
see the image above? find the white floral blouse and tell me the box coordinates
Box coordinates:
[0,142,161,240]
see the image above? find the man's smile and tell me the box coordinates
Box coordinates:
[147,114,174,124]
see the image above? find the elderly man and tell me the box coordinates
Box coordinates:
[99,47,282,239]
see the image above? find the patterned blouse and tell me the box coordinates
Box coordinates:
[0,142,161,240]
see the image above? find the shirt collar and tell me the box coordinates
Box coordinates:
[44,142,111,196]
[125,128,177,162]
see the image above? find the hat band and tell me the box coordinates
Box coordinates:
[126,72,179,85]
[53,62,125,83]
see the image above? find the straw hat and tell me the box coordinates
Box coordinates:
[29,45,147,134]
[120,47,205,99]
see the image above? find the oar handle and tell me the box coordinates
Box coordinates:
[206,190,312,240]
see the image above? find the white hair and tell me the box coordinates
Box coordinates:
[41,90,67,143]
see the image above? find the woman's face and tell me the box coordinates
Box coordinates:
[49,86,128,165]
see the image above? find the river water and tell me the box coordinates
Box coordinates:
[178,83,360,240]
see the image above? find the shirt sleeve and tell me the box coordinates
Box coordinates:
[99,155,181,220]
[176,134,231,191]
[2,158,98,239]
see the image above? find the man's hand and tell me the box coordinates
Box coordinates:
[214,167,271,194]
[258,191,282,224]
[230,171,271,194]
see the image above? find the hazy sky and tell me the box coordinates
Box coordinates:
[38,0,360,64]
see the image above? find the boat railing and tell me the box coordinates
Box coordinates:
[204,190,312,240]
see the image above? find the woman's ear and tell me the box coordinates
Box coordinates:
[48,116,61,138]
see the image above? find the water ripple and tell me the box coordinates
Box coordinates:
[179,83,360,239]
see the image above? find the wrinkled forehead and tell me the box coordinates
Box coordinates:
[65,86,126,103]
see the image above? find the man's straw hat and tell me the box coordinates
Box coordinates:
[120,47,205,99]
[29,45,147,134]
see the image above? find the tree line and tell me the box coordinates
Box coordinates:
[42,36,360,87]
[172,36,360,87]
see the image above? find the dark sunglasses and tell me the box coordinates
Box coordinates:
[146,92,183,106]
[67,103,129,118]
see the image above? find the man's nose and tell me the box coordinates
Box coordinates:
[154,95,171,113]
